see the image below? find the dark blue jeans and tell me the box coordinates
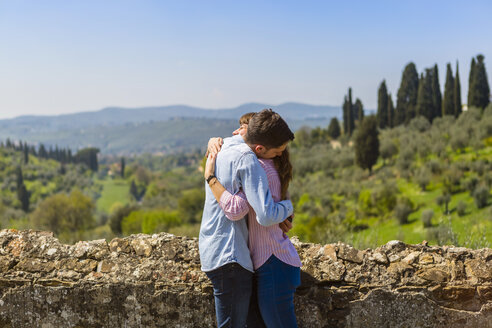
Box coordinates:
[206,263,253,328]
[255,255,301,328]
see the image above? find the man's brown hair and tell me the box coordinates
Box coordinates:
[244,109,294,149]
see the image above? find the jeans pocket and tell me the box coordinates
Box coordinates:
[206,267,225,293]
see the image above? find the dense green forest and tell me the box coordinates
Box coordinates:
[0,55,490,248]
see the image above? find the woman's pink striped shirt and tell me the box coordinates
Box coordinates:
[219,158,302,270]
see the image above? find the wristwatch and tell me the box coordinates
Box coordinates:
[206,174,217,184]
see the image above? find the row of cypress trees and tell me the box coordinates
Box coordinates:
[342,88,364,136]
[1,139,99,172]
[1,138,74,164]
[376,54,489,129]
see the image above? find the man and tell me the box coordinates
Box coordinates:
[199,109,295,328]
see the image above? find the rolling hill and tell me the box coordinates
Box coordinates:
[0,102,344,154]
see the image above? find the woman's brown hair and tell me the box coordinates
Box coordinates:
[274,149,292,200]
[239,112,255,125]
[240,112,292,200]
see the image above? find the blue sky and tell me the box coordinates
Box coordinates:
[0,0,491,119]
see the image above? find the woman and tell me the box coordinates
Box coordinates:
[205,113,302,328]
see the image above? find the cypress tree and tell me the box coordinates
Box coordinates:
[23,145,29,164]
[354,98,364,123]
[59,163,66,175]
[327,117,341,139]
[342,96,348,135]
[416,70,435,122]
[342,88,355,136]
[387,93,395,128]
[29,145,36,156]
[354,115,379,175]
[38,144,47,158]
[347,88,355,135]
[431,64,442,119]
[454,61,462,117]
[377,80,389,128]
[442,63,455,116]
[121,157,126,178]
[469,54,490,109]
[16,167,29,212]
[130,180,139,201]
[396,63,419,125]
[468,57,477,107]
[74,147,99,171]
[16,166,23,188]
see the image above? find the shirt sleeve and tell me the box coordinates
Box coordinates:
[237,153,293,226]
[219,190,249,221]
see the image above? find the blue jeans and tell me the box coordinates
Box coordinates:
[255,255,301,328]
[206,262,253,328]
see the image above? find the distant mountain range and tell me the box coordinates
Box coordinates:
[0,102,348,155]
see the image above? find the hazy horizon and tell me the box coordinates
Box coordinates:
[1,0,491,119]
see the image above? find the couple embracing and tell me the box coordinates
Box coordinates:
[199,109,302,328]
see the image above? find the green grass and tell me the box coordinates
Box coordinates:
[96,178,130,213]
[349,176,492,249]
[349,146,492,249]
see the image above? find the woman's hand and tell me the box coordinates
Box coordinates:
[279,218,293,233]
[207,137,223,156]
[204,152,217,179]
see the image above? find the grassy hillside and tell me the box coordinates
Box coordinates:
[288,107,492,249]
[1,106,491,249]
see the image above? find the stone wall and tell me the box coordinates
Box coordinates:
[0,229,490,327]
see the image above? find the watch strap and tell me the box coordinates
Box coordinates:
[206,174,217,184]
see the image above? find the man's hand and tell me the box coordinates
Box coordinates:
[207,137,223,156]
[279,218,293,233]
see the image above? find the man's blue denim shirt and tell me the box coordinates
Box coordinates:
[199,135,294,273]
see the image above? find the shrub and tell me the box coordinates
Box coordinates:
[426,159,442,174]
[121,211,144,235]
[484,103,492,117]
[462,176,478,193]
[394,197,414,225]
[409,116,431,132]
[380,138,398,162]
[142,210,180,234]
[426,224,459,246]
[415,166,431,191]
[479,115,492,140]
[417,138,431,158]
[30,189,95,243]
[456,201,467,217]
[471,160,487,176]
[442,165,464,194]
[450,129,469,151]
[472,185,490,209]
[485,172,492,188]
[358,189,373,215]
[436,193,451,214]
[430,139,447,158]
[397,147,414,172]
[178,188,205,224]
[421,209,434,228]
[109,204,138,235]
[372,182,398,216]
